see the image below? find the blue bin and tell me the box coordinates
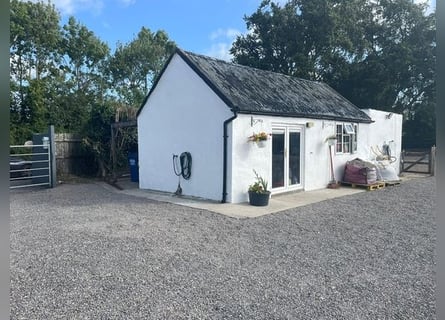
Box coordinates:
[128,152,139,182]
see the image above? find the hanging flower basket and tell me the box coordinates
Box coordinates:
[256,140,267,148]
[248,132,270,148]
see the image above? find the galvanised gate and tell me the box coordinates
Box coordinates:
[9,126,57,190]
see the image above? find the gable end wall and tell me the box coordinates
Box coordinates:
[138,54,233,201]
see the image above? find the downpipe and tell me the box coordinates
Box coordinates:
[221,111,238,203]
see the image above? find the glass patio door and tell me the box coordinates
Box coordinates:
[272,129,285,188]
[272,126,302,191]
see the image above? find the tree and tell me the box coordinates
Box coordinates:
[231,0,366,80]
[10,0,61,81]
[81,101,115,177]
[336,0,436,113]
[10,0,62,144]
[61,17,110,93]
[231,0,436,147]
[107,27,176,107]
[57,16,110,132]
[9,1,178,176]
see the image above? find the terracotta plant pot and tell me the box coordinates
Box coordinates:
[248,191,271,206]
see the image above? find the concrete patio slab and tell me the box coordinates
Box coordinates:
[107,179,365,218]
[105,172,427,219]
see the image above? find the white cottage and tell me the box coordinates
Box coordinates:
[137,48,402,203]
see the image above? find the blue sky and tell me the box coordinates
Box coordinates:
[38,0,436,61]
[54,0,271,60]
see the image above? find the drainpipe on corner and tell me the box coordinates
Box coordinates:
[222,110,238,203]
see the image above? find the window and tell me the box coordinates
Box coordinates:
[344,123,355,134]
[336,123,357,154]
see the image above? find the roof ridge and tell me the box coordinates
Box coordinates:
[166,47,372,123]
[178,47,321,85]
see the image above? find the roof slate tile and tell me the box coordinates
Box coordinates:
[178,49,372,123]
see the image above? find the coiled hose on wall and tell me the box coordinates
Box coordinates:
[173,152,192,180]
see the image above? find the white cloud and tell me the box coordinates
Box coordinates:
[413,0,436,14]
[205,27,241,61]
[21,0,105,15]
[22,0,138,17]
[209,28,241,41]
[50,0,76,15]
[39,0,136,16]
[205,43,233,61]
[117,0,136,7]
[273,0,289,6]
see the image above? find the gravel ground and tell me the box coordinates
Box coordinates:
[10,176,436,319]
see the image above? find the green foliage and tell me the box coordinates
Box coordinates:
[107,27,176,107]
[10,0,62,144]
[61,17,110,92]
[248,131,269,142]
[9,1,175,176]
[10,78,48,144]
[10,0,61,81]
[248,170,269,193]
[402,102,436,148]
[81,102,115,177]
[231,0,436,148]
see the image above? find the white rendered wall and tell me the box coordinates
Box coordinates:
[229,114,336,203]
[137,54,233,201]
[328,109,403,183]
[359,109,403,173]
[138,54,403,203]
[228,110,402,203]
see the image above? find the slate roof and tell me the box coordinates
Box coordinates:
[139,48,372,123]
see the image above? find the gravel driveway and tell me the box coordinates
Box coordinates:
[10,176,436,319]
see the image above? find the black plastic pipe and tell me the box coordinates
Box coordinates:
[221,111,238,203]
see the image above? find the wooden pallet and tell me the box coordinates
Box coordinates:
[340,181,385,190]
[384,180,402,187]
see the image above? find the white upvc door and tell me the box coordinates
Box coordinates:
[271,125,304,193]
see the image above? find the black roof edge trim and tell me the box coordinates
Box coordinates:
[136,48,178,117]
[176,48,237,111]
[237,111,374,123]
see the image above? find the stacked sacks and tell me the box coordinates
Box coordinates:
[373,159,400,182]
[343,158,378,185]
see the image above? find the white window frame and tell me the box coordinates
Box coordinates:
[344,123,355,134]
[335,123,358,154]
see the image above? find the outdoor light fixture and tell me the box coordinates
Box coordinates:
[322,121,334,129]
[250,116,263,127]
[306,122,314,128]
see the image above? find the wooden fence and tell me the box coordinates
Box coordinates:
[54,133,85,175]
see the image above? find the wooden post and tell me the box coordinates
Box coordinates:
[110,125,116,182]
[49,125,57,188]
[400,149,405,173]
[429,146,436,176]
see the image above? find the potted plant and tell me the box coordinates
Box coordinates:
[248,131,270,148]
[248,170,271,206]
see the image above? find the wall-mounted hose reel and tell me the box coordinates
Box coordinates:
[172,152,192,195]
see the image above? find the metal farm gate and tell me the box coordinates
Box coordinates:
[10,126,57,190]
